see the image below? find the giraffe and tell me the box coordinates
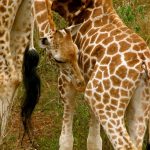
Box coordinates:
[0,0,85,146]
[52,0,150,149]
[31,0,85,92]
[0,0,33,144]
[20,0,85,146]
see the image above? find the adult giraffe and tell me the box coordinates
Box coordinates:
[0,0,32,144]
[0,0,85,146]
[52,0,150,149]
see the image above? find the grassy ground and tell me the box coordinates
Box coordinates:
[1,0,150,149]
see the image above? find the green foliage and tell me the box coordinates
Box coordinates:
[116,0,146,33]
[53,12,68,29]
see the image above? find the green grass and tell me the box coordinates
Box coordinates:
[2,0,150,149]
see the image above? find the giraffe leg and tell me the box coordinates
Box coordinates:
[87,110,102,150]
[0,96,11,144]
[58,74,77,150]
[126,79,150,150]
[0,83,18,145]
[85,79,137,150]
[148,118,150,150]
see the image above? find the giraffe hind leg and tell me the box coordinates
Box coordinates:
[87,110,102,150]
[126,77,150,150]
[21,46,41,145]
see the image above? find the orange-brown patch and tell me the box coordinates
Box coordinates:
[37,11,48,24]
[111,99,118,106]
[90,33,98,43]
[80,20,92,35]
[93,79,99,87]
[110,29,122,36]
[119,103,126,109]
[94,16,108,27]
[94,92,101,100]
[86,89,92,96]
[103,79,111,90]
[110,75,121,86]
[108,123,113,128]
[107,43,118,55]
[82,38,90,50]
[0,5,6,12]
[97,83,104,93]
[115,34,127,41]
[121,89,128,97]
[128,69,139,80]
[110,88,119,98]
[101,24,115,32]
[110,105,117,111]
[41,21,48,31]
[117,110,124,117]
[96,71,102,79]
[119,41,131,52]
[138,42,147,49]
[91,45,105,59]
[103,37,114,45]
[127,59,139,67]
[35,1,46,13]
[103,93,110,104]
[122,79,133,89]
[133,45,140,51]
[126,29,133,34]
[84,60,90,73]
[92,8,102,18]
[144,51,150,58]
[96,33,108,43]
[124,52,137,61]
[109,55,122,74]
[88,28,98,36]
[96,103,104,109]
[101,56,111,64]
[116,65,127,79]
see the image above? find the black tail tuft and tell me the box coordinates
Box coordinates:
[146,143,150,150]
[21,46,41,141]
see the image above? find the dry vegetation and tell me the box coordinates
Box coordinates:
[1,0,150,149]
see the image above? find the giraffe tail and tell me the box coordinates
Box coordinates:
[21,46,41,144]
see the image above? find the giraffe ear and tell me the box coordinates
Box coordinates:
[55,30,64,39]
[64,28,72,39]
[65,23,82,37]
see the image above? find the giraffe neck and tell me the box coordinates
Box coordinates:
[33,0,56,38]
[52,0,114,25]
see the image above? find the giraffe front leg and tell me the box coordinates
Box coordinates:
[126,79,150,150]
[148,117,150,150]
[0,82,18,145]
[0,98,9,145]
[87,110,102,150]
[58,75,77,150]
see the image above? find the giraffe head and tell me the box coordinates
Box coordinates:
[41,28,85,92]
[40,0,85,92]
